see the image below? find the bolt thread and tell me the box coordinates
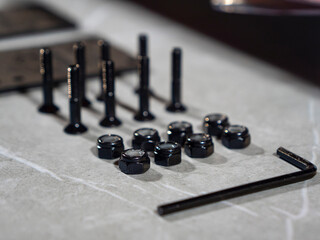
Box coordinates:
[99,40,111,99]
[40,48,53,105]
[102,60,116,117]
[73,42,86,102]
[139,56,150,113]
[67,65,81,124]
[172,48,182,105]
[139,34,148,57]
[99,40,110,61]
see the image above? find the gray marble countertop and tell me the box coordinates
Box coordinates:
[0,0,319,239]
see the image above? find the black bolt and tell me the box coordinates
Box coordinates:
[99,60,122,127]
[97,134,124,159]
[38,48,59,114]
[221,125,251,149]
[185,133,214,158]
[166,48,187,112]
[119,148,150,174]
[134,56,155,121]
[64,65,88,135]
[134,34,152,94]
[154,141,181,166]
[97,40,110,102]
[139,34,148,57]
[73,42,91,107]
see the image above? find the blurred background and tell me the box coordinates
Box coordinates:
[129,0,320,86]
[0,0,319,89]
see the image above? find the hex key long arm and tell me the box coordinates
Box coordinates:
[157,147,317,216]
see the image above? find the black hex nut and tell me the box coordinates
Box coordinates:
[132,128,160,151]
[185,133,214,158]
[154,142,181,166]
[203,113,229,138]
[167,121,193,146]
[97,134,124,159]
[221,125,251,149]
[119,149,150,174]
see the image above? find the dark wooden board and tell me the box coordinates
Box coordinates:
[0,37,137,93]
[0,5,75,38]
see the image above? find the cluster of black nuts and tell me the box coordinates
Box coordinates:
[203,113,251,149]
[96,113,251,175]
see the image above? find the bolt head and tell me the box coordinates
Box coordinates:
[38,104,59,114]
[221,125,251,149]
[203,113,229,138]
[154,142,181,166]
[64,123,87,135]
[185,133,214,158]
[119,149,150,174]
[99,116,122,127]
[166,102,187,113]
[134,111,155,121]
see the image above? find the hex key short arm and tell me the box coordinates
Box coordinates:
[157,147,317,216]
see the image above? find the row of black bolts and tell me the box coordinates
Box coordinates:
[38,34,187,134]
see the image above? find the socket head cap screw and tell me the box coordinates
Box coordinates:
[185,133,214,158]
[97,134,124,159]
[221,125,251,149]
[119,149,150,174]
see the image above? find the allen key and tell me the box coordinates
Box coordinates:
[157,147,317,216]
